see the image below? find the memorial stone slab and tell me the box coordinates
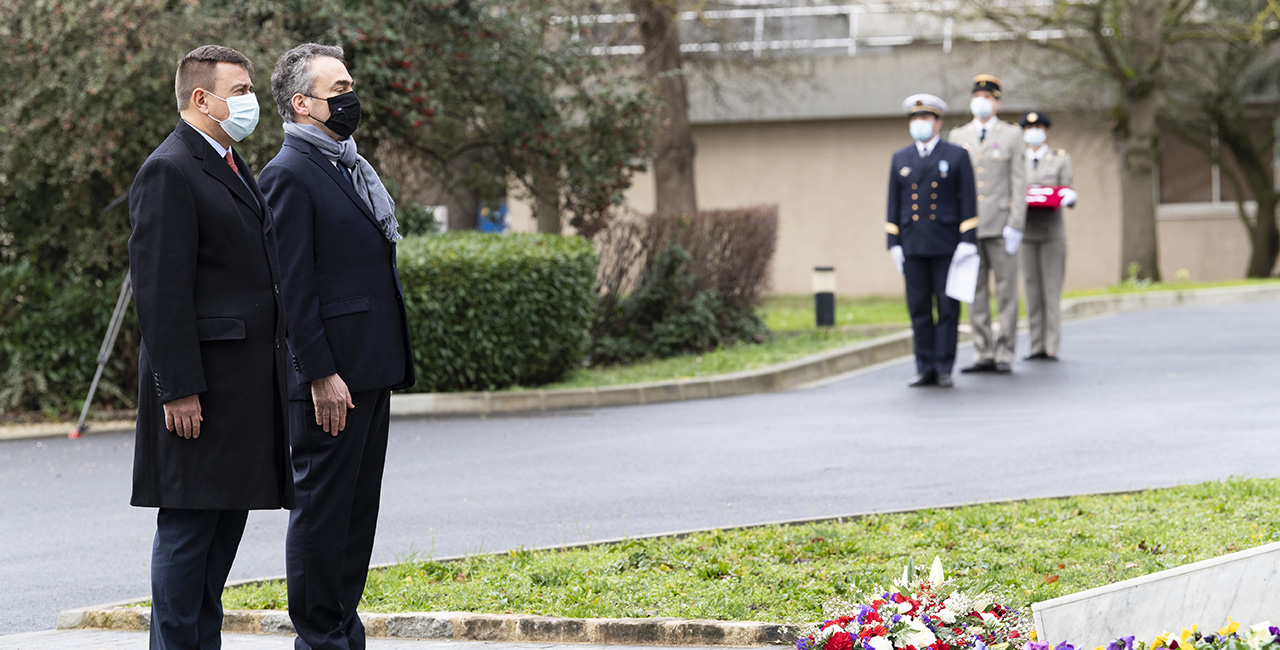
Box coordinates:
[1033,541,1280,648]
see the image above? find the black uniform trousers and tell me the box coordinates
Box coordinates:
[904,254,961,376]
[150,508,249,650]
[287,387,392,650]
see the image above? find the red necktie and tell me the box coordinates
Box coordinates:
[225,151,240,178]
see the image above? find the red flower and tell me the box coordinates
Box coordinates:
[1009,631,1021,639]
[892,593,907,603]
[833,616,855,628]
[864,611,882,624]
[824,631,854,650]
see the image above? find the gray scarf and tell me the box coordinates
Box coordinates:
[282,122,400,242]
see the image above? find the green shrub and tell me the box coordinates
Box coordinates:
[591,245,768,365]
[397,232,598,392]
[0,262,138,419]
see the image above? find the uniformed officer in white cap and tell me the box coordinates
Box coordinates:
[886,94,979,388]
[947,74,1028,374]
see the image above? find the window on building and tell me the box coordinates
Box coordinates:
[1158,120,1275,205]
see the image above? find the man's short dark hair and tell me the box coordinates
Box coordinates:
[175,45,254,111]
[272,43,345,122]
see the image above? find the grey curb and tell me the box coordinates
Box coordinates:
[56,606,799,647]
[9,284,1280,442]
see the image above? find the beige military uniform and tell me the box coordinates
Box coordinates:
[1023,146,1072,356]
[947,118,1027,364]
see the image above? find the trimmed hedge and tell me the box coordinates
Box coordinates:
[397,232,598,392]
[0,262,139,418]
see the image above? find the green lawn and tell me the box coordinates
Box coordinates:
[530,328,872,390]
[222,478,1280,625]
[763,278,1280,332]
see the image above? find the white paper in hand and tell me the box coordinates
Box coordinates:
[945,245,981,303]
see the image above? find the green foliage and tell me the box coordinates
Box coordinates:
[223,478,1280,623]
[591,245,768,365]
[0,262,138,418]
[0,0,654,415]
[396,232,598,392]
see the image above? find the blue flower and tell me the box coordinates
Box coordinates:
[1055,642,1077,650]
[796,639,811,650]
[892,615,902,623]
[1107,636,1135,650]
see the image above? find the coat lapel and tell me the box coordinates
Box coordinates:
[301,141,379,229]
[175,121,263,220]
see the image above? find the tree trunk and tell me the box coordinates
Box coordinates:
[533,168,561,234]
[1217,120,1280,277]
[630,0,697,214]
[1115,85,1162,282]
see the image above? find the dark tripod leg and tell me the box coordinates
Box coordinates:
[70,272,132,439]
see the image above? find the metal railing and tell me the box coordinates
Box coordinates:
[558,1,1065,58]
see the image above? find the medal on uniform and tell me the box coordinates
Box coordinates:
[899,166,911,177]
[939,160,949,179]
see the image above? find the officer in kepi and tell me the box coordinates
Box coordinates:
[1019,110,1076,361]
[886,94,979,388]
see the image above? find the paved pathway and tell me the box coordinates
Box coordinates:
[2,300,1278,639]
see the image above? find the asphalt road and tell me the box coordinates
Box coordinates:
[2,299,1278,635]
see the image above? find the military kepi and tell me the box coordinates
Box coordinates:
[1019,110,1051,128]
[903,93,948,118]
[972,74,1002,98]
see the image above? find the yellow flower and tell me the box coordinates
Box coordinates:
[1152,633,1171,648]
[1219,618,1240,636]
[1030,630,1038,641]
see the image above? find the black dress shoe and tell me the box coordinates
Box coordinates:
[994,362,1012,373]
[936,374,954,388]
[1023,352,1049,361]
[908,372,938,387]
[960,360,997,373]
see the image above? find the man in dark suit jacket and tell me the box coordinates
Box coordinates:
[128,45,293,650]
[258,43,415,650]
[885,94,979,388]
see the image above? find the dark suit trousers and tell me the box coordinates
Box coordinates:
[904,255,961,375]
[287,388,391,650]
[150,508,248,650]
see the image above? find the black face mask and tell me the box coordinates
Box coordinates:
[305,91,361,138]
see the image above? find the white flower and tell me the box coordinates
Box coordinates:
[897,601,914,614]
[1244,622,1275,650]
[868,637,893,650]
[937,608,956,624]
[930,557,945,585]
[897,618,937,649]
[978,612,999,626]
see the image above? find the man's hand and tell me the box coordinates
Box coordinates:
[163,394,203,439]
[312,373,355,436]
[888,245,905,275]
[1002,226,1023,255]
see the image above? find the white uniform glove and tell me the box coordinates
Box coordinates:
[889,245,905,275]
[1002,226,1023,255]
[1060,187,1078,207]
[954,241,978,261]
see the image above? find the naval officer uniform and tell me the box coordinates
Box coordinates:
[947,74,1027,373]
[886,94,979,388]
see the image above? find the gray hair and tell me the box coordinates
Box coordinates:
[271,43,345,122]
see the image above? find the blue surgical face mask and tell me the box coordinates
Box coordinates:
[1023,128,1047,147]
[206,91,260,142]
[909,119,935,142]
[970,96,995,120]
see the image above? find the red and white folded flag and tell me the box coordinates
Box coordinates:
[1026,185,1076,208]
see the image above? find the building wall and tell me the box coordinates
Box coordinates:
[508,112,1255,295]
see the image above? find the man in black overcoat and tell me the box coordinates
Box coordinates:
[128,44,294,650]
[258,44,415,650]
[885,94,979,388]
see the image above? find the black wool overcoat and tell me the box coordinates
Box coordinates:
[127,120,295,510]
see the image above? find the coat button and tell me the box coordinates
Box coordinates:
[912,215,919,221]
[930,215,936,220]
[911,193,918,200]
[977,181,985,188]
[273,283,279,295]
[911,204,918,210]
[931,182,938,188]
[931,193,938,199]
[976,167,985,173]
[275,338,281,349]
[911,183,918,189]
[978,195,985,201]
